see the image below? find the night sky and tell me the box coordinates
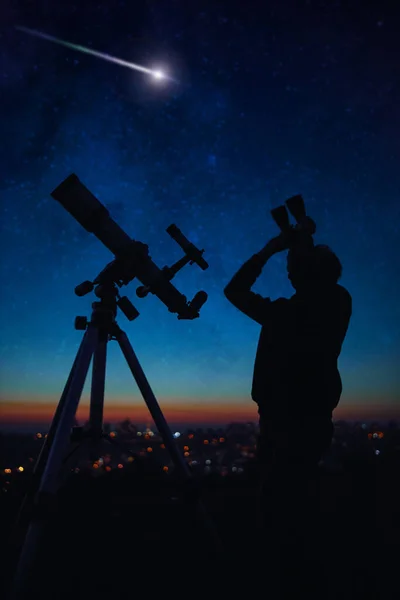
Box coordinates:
[1,0,399,430]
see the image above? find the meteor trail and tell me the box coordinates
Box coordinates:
[15,25,170,82]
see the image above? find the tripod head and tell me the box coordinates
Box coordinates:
[51,174,209,321]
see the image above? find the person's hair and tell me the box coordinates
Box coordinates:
[288,244,342,284]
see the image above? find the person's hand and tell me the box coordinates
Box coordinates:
[294,216,316,236]
[264,232,291,254]
[255,232,291,262]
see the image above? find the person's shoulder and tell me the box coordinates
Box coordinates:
[335,284,352,302]
[271,296,290,306]
[333,284,352,318]
[255,296,289,326]
[262,296,290,311]
[270,296,291,315]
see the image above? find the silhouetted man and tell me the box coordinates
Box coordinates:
[224,233,352,591]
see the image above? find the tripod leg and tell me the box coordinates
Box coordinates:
[14,336,88,534]
[38,326,98,494]
[115,329,223,553]
[116,330,193,479]
[9,326,98,600]
[88,330,108,438]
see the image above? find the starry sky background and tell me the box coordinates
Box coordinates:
[1,0,399,430]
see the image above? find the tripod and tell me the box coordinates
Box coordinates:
[10,283,222,598]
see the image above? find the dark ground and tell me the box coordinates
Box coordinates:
[1,454,399,600]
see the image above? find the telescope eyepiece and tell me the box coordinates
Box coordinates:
[190,290,208,312]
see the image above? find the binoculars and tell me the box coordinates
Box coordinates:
[271,194,316,250]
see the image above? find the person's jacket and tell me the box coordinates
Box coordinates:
[224,254,352,420]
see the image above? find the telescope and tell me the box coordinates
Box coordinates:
[271,194,316,251]
[51,173,209,321]
[10,174,220,599]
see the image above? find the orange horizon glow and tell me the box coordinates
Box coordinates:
[1,399,399,426]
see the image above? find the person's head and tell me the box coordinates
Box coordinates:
[287,244,342,290]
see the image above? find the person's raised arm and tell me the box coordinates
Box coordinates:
[224,235,289,325]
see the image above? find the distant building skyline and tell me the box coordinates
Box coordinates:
[1,397,399,433]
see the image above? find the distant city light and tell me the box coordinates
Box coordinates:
[110,431,117,438]
[5,421,397,487]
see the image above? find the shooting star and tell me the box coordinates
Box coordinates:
[16,25,172,83]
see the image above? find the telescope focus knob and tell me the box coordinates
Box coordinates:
[136,285,151,298]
